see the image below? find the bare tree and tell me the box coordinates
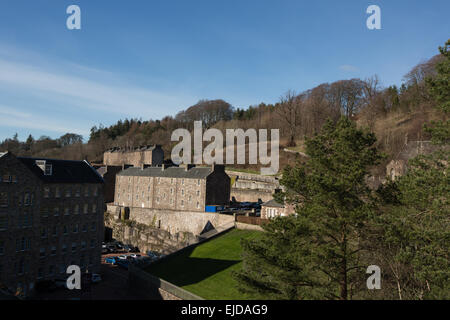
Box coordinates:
[275,90,304,147]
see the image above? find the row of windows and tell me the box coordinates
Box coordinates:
[127,177,202,186]
[0,191,36,208]
[41,222,97,238]
[41,203,98,217]
[0,173,17,183]
[39,239,97,258]
[118,189,201,201]
[37,258,95,279]
[43,186,99,198]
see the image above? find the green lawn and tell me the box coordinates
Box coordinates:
[145,229,263,300]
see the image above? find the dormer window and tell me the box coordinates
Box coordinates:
[44,164,52,176]
[36,160,52,176]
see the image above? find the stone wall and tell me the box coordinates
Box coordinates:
[230,188,274,203]
[105,205,234,254]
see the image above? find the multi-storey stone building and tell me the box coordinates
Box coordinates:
[114,164,230,212]
[0,152,104,296]
[103,145,164,167]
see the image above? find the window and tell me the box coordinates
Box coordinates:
[83,204,88,214]
[74,204,79,215]
[0,216,8,230]
[170,188,173,195]
[53,207,59,216]
[82,223,87,232]
[41,227,47,239]
[51,246,56,256]
[2,174,11,183]
[75,187,80,197]
[197,179,200,186]
[94,186,98,196]
[39,207,48,218]
[62,244,67,254]
[0,192,8,207]
[81,241,86,250]
[44,164,52,176]
[63,225,68,235]
[39,248,46,258]
[197,202,200,209]
[52,226,57,236]
[181,189,184,195]
[73,224,78,233]
[197,190,200,196]
[37,268,43,279]
[44,187,50,198]
[64,207,70,215]
[92,204,97,214]
[90,239,95,248]
[55,187,61,198]
[65,188,71,198]
[0,240,4,255]
[181,200,184,206]
[48,265,54,276]
[24,192,30,206]
[18,259,24,275]
[72,243,77,253]
[84,187,90,197]
[91,222,96,231]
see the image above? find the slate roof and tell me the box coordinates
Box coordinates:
[105,145,161,153]
[16,157,104,184]
[262,199,285,208]
[118,166,213,179]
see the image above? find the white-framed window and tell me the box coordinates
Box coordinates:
[44,164,52,176]
[44,187,50,198]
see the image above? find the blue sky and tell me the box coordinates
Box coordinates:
[0,0,449,141]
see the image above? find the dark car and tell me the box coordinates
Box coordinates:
[116,259,130,270]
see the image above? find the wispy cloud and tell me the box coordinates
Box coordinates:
[339,64,359,73]
[0,44,200,139]
[0,58,193,118]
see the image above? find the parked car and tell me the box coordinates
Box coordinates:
[101,248,109,254]
[117,255,128,260]
[105,256,119,264]
[130,253,141,259]
[116,259,130,270]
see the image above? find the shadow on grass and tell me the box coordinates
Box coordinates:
[149,256,241,287]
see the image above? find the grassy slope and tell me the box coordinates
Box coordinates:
[146,229,263,300]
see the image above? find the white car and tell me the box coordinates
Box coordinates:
[130,254,141,259]
[117,255,128,260]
